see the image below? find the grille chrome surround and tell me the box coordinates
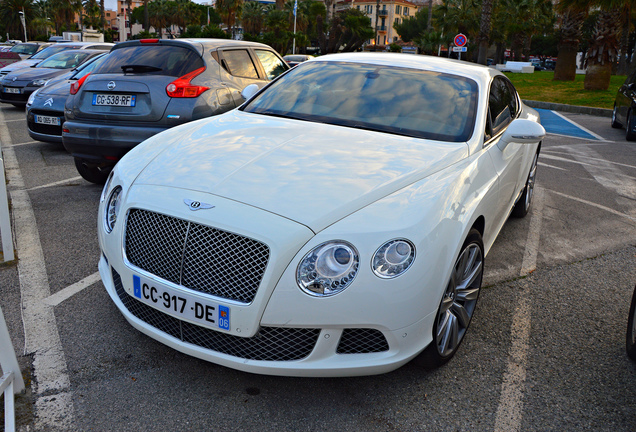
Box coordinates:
[337,328,389,354]
[112,267,320,361]
[124,208,270,304]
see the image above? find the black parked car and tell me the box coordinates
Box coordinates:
[63,38,289,183]
[612,70,636,141]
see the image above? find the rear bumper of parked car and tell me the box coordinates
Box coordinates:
[62,120,169,163]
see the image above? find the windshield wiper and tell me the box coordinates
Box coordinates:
[121,64,162,73]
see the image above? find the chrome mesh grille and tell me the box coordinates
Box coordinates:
[124,208,269,304]
[337,328,389,354]
[112,267,320,361]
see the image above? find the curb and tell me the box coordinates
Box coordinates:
[522,99,612,118]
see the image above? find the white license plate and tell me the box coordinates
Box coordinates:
[4,87,20,94]
[34,115,60,126]
[92,93,136,107]
[132,274,230,331]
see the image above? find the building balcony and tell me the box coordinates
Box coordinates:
[378,9,388,17]
[376,25,387,32]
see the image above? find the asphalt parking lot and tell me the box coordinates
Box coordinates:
[1,103,635,431]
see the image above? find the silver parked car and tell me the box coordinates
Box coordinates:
[62,38,290,183]
[0,41,113,77]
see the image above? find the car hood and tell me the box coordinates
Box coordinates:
[0,59,40,73]
[5,67,66,81]
[132,111,469,232]
[37,78,72,97]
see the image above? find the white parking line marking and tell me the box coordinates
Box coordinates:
[544,149,636,170]
[548,190,636,223]
[551,111,608,141]
[494,294,531,432]
[3,118,26,123]
[0,109,75,429]
[568,145,636,216]
[547,132,606,142]
[493,186,544,432]
[537,162,568,171]
[10,140,40,147]
[28,176,83,191]
[44,272,101,306]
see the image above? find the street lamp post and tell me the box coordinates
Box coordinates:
[18,10,27,42]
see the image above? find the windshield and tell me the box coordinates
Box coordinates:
[72,54,107,79]
[242,61,478,142]
[10,44,38,55]
[31,44,80,60]
[37,51,92,69]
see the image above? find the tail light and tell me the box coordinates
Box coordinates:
[166,67,209,98]
[140,39,159,43]
[70,73,90,95]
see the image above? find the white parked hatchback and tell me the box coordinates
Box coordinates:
[98,53,545,377]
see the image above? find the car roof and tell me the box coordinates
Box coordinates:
[311,52,501,84]
[114,38,275,57]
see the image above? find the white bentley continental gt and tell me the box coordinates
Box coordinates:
[98,53,545,377]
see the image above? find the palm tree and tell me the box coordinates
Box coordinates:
[241,1,265,35]
[148,0,168,37]
[584,6,621,90]
[477,0,494,64]
[553,5,587,81]
[216,0,243,37]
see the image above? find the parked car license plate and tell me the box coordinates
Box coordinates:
[132,274,230,331]
[34,115,60,126]
[4,87,20,94]
[92,93,136,107]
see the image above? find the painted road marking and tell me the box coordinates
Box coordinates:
[536,109,606,141]
[0,109,75,429]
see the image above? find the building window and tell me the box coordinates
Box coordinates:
[404,7,409,16]
[394,17,399,24]
[396,5,401,14]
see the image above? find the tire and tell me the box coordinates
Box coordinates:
[626,285,636,361]
[511,149,539,218]
[418,228,484,368]
[611,104,622,128]
[626,110,636,141]
[74,158,112,184]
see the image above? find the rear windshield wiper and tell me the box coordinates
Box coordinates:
[121,64,162,73]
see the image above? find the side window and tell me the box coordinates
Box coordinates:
[254,49,287,80]
[488,77,514,138]
[221,49,260,79]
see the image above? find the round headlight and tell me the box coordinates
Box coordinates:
[372,239,415,278]
[297,241,359,297]
[104,186,122,233]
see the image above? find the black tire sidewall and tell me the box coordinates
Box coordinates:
[626,285,636,361]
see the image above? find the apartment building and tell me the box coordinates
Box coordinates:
[335,0,420,49]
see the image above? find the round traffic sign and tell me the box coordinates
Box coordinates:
[454,34,467,47]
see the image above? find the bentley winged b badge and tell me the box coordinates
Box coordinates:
[184,199,215,211]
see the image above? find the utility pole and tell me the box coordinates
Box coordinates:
[373,0,380,51]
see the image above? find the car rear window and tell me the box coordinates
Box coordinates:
[243,61,478,142]
[10,44,38,55]
[93,45,204,77]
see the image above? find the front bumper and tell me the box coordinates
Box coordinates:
[100,256,434,377]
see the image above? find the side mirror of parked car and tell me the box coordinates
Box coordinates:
[498,118,546,150]
[628,83,636,91]
[241,84,259,102]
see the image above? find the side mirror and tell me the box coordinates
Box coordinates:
[498,119,546,150]
[240,83,259,102]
